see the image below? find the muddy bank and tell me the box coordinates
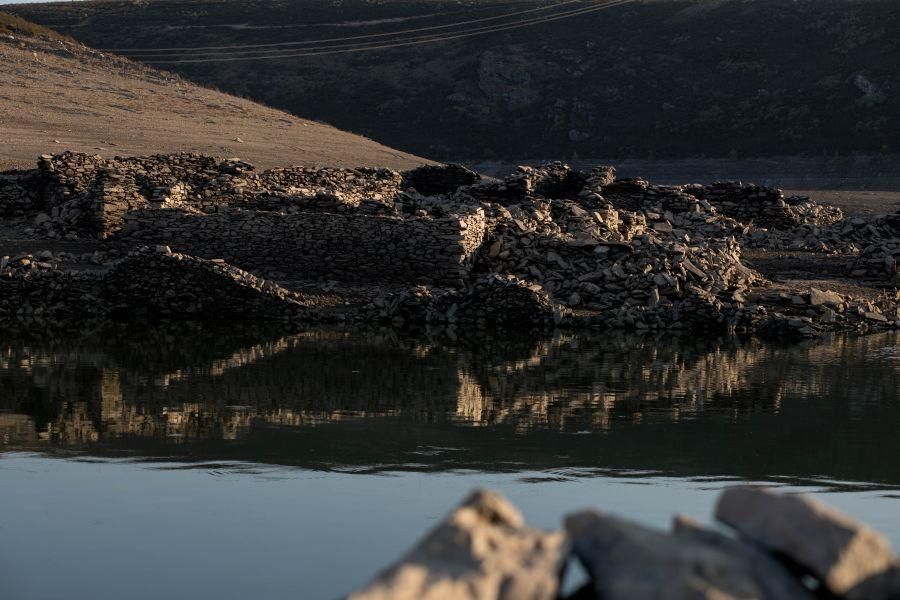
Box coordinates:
[1,153,897,337]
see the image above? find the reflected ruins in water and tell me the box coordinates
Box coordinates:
[1,327,898,486]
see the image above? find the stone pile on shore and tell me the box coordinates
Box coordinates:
[1,153,898,336]
[349,487,900,600]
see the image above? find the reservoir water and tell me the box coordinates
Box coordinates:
[1,327,899,599]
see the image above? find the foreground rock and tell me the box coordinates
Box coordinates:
[716,487,894,595]
[566,510,812,599]
[673,515,815,599]
[348,490,567,600]
[847,562,900,600]
[350,487,900,599]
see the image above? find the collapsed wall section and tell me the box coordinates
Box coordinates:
[119,207,487,286]
[683,182,843,229]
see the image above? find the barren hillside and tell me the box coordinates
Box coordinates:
[0,13,430,170]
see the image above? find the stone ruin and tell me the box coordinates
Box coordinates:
[1,153,898,334]
[0,152,486,286]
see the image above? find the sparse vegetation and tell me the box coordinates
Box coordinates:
[0,11,73,41]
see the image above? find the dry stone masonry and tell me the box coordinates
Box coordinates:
[1,152,897,335]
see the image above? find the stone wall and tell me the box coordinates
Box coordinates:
[90,170,148,236]
[402,164,481,196]
[119,206,487,285]
[684,182,844,230]
[0,170,43,216]
[2,153,490,286]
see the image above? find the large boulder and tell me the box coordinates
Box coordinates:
[348,489,567,600]
[672,515,815,599]
[846,561,900,600]
[715,486,894,595]
[566,510,807,599]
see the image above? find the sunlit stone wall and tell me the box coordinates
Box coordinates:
[117,207,486,285]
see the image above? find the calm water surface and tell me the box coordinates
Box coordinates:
[1,326,899,599]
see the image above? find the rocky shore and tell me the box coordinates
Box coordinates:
[349,487,900,600]
[1,153,897,336]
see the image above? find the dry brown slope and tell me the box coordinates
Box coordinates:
[0,20,431,171]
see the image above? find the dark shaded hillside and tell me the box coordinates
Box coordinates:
[8,0,900,161]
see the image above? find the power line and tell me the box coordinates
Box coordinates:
[126,1,623,59]
[107,0,587,54]
[140,0,633,64]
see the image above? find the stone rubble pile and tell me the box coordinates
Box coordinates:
[850,242,900,284]
[0,251,56,277]
[461,162,592,206]
[0,262,105,325]
[350,487,900,600]
[247,166,403,214]
[0,246,320,327]
[752,286,900,338]
[453,164,760,331]
[100,246,315,321]
[746,207,900,258]
[429,274,556,328]
[0,152,405,237]
[847,211,900,284]
[684,182,844,230]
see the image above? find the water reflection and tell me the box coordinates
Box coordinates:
[1,327,898,487]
